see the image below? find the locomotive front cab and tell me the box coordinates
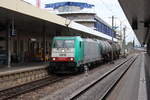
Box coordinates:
[51,39,75,62]
[49,36,83,73]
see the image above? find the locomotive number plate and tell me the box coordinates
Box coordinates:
[59,54,66,57]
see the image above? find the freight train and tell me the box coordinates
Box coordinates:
[49,36,121,73]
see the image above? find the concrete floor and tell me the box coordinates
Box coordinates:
[107,53,147,100]
[144,53,150,100]
[0,62,48,75]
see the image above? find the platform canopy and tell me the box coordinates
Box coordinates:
[0,0,116,41]
[119,0,150,44]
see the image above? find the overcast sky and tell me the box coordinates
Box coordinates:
[24,0,140,45]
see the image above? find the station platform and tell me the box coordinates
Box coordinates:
[144,53,150,100]
[0,62,49,76]
[0,62,49,90]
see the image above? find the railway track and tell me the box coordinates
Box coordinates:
[0,75,68,100]
[65,55,138,100]
[0,55,137,100]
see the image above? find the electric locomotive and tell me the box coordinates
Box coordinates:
[49,36,121,73]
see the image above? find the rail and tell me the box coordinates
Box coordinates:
[0,75,69,100]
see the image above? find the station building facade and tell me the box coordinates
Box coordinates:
[45,1,116,38]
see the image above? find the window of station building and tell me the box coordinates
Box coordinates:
[106,27,108,35]
[96,21,99,32]
[110,30,113,36]
[107,27,111,36]
[97,21,99,30]
[94,22,97,30]
[58,6,69,12]
[98,22,102,32]
[113,31,116,38]
[101,23,103,32]
[58,6,80,12]
[102,24,105,33]
[104,25,107,34]
[106,26,108,35]
[95,21,104,33]
[106,27,110,35]
[111,31,114,37]
[110,28,113,36]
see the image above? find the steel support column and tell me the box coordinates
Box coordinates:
[6,19,11,68]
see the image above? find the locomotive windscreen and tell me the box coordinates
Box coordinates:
[54,40,74,48]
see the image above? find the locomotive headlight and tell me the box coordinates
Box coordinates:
[70,58,74,61]
[53,58,56,61]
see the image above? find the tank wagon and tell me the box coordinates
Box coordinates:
[109,42,121,59]
[97,40,112,62]
[49,36,120,73]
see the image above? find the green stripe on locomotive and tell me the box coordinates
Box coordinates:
[52,36,84,67]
